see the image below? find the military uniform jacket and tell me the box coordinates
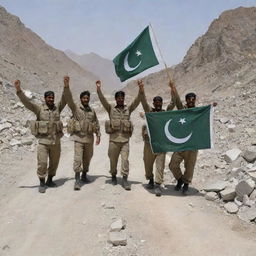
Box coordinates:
[140,91,176,142]
[97,88,140,143]
[65,87,101,144]
[17,89,67,145]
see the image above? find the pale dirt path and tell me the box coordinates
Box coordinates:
[1,124,256,256]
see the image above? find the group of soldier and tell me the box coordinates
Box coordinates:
[14,77,199,196]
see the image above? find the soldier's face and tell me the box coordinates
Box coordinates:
[81,95,90,106]
[115,96,125,107]
[153,100,163,111]
[186,97,196,108]
[45,95,54,107]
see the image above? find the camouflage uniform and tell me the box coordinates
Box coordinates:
[97,88,140,177]
[169,91,198,184]
[17,89,67,179]
[140,91,175,184]
[65,87,100,174]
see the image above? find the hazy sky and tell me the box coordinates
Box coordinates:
[1,0,256,71]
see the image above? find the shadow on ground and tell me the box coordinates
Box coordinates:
[142,183,204,197]
[105,176,142,186]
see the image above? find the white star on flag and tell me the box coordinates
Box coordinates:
[179,118,186,124]
[136,50,142,56]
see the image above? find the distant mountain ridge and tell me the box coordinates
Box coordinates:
[65,50,120,93]
[0,5,98,97]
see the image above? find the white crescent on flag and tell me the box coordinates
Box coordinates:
[164,119,192,144]
[123,52,142,72]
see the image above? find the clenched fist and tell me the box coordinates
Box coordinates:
[14,80,21,92]
[64,76,70,87]
[96,80,101,89]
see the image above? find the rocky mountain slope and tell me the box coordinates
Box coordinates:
[125,7,256,100]
[65,50,120,93]
[0,6,98,97]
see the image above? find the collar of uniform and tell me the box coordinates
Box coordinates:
[114,104,127,110]
[152,107,164,112]
[42,103,56,111]
[79,104,92,112]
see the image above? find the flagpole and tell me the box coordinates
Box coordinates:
[149,23,173,83]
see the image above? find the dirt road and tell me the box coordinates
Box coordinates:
[1,124,256,256]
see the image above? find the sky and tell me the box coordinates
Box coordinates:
[1,0,256,72]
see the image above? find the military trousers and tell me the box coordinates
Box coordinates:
[169,150,198,184]
[143,141,166,184]
[37,142,61,179]
[108,141,129,177]
[73,141,93,173]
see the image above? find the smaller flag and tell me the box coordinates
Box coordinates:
[113,26,159,82]
[145,105,213,153]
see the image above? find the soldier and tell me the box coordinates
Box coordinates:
[138,80,176,196]
[64,76,101,190]
[96,80,141,190]
[14,78,67,193]
[168,83,198,195]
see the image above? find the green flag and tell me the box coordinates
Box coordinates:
[145,105,213,153]
[113,26,159,82]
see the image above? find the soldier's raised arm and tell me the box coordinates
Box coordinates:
[96,80,111,114]
[166,80,176,110]
[138,80,151,113]
[15,80,40,115]
[169,80,183,110]
[128,82,142,113]
[63,76,76,113]
[57,76,68,112]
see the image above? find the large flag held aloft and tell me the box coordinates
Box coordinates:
[113,26,159,82]
[145,105,213,153]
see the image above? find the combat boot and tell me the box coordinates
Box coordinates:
[154,183,162,197]
[46,175,57,187]
[111,175,117,185]
[146,178,154,189]
[74,172,81,191]
[81,172,90,183]
[174,178,184,191]
[39,178,46,193]
[122,175,131,191]
[182,183,189,195]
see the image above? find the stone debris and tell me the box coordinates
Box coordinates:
[204,181,227,192]
[205,192,218,201]
[234,197,243,207]
[247,172,256,182]
[243,150,256,163]
[224,148,242,163]
[224,202,239,214]
[108,231,127,246]
[108,218,127,246]
[220,187,236,201]
[0,122,12,132]
[238,206,256,222]
[227,124,236,133]
[9,138,21,146]
[235,180,255,201]
[110,218,126,232]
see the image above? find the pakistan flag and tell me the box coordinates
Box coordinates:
[113,26,159,82]
[145,105,213,153]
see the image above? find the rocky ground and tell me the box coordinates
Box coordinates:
[0,77,256,255]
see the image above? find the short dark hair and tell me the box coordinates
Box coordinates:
[44,91,54,98]
[153,96,163,102]
[185,92,196,100]
[80,91,90,99]
[115,91,125,98]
